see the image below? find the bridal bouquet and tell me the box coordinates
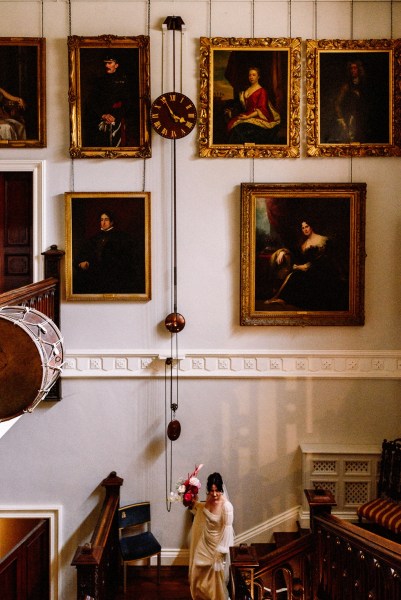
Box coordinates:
[171,464,204,507]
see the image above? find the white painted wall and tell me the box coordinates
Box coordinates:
[1,1,401,598]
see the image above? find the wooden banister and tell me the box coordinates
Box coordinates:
[0,277,58,315]
[231,487,401,599]
[314,513,401,599]
[71,472,124,600]
[231,533,315,599]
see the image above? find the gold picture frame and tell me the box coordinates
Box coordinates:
[68,35,151,159]
[199,37,301,158]
[0,38,46,147]
[65,192,151,301]
[240,183,366,326]
[306,38,401,157]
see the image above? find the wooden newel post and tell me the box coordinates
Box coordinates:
[72,472,124,600]
[42,245,64,326]
[230,544,259,599]
[101,471,124,498]
[41,245,65,401]
[304,488,337,533]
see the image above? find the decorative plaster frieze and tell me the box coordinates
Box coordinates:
[62,350,401,379]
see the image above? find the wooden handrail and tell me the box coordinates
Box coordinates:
[0,277,58,319]
[92,472,124,548]
[313,513,401,599]
[0,245,64,322]
[315,512,401,560]
[71,472,124,600]
[0,277,57,306]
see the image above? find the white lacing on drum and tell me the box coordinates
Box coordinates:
[0,305,64,421]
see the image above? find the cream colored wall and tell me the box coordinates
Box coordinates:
[1,1,401,598]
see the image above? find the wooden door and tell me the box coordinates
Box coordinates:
[0,172,33,292]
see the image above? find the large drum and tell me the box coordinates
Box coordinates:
[0,306,64,422]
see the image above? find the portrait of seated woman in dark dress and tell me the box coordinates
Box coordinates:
[264,219,349,312]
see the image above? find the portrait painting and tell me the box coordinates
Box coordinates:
[199,37,301,158]
[240,183,366,326]
[68,35,151,158]
[0,38,46,147]
[306,39,401,157]
[65,192,151,301]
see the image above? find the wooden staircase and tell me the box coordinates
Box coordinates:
[231,490,401,600]
[231,523,315,600]
[252,528,313,599]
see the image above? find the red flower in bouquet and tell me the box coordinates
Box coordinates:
[172,464,204,507]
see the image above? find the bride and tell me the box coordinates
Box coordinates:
[189,472,234,600]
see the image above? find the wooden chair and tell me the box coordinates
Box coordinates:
[357,438,401,536]
[118,501,161,592]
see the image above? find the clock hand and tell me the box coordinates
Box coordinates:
[164,100,186,124]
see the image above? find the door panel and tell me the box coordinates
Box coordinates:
[0,172,33,292]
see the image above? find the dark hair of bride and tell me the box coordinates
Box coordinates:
[207,472,224,493]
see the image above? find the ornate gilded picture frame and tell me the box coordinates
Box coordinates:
[65,192,151,301]
[240,183,366,326]
[68,35,151,159]
[199,37,301,158]
[306,38,401,157]
[0,38,46,147]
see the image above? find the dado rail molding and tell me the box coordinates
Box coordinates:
[62,350,401,380]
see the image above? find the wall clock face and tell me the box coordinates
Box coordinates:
[151,92,197,139]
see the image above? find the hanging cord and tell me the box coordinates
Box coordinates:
[68,0,74,192]
[288,0,292,39]
[142,159,146,192]
[180,25,185,93]
[350,0,354,180]
[68,0,72,34]
[314,0,317,39]
[162,25,166,93]
[172,26,176,92]
[172,27,179,313]
[250,0,255,181]
[350,0,354,40]
[173,141,178,312]
[209,0,212,38]
[41,0,44,37]
[165,359,173,511]
[391,0,394,39]
[142,0,151,191]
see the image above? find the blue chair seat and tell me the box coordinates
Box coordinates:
[119,531,161,561]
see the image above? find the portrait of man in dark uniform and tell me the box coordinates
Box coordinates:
[80,49,139,148]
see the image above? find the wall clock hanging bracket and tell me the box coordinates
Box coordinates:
[163,15,185,32]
